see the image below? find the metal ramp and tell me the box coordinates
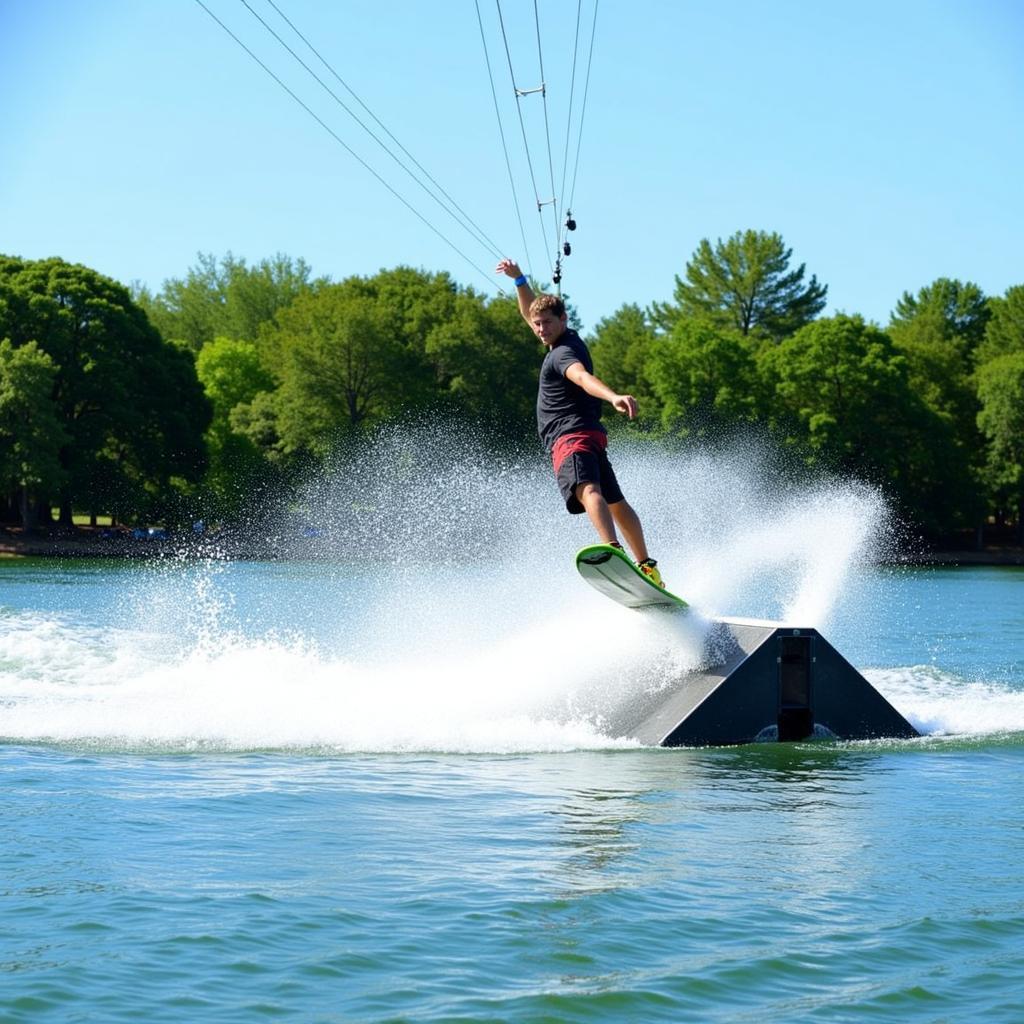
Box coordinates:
[612,617,918,747]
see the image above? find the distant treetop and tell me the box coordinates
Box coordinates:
[652,229,827,342]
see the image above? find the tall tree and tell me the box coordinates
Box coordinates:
[758,314,979,535]
[256,286,405,461]
[589,304,659,423]
[138,252,321,351]
[195,337,277,521]
[340,265,460,410]
[423,291,538,433]
[652,230,827,340]
[888,278,987,514]
[890,277,990,350]
[646,319,762,435]
[0,339,68,527]
[976,284,1024,364]
[0,256,210,527]
[976,353,1024,542]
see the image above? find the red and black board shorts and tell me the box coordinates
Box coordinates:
[551,429,625,514]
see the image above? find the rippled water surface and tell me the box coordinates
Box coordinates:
[5,739,1024,1023]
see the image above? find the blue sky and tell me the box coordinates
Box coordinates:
[2,0,1021,333]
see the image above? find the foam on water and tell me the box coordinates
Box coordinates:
[866,665,1024,739]
[0,603,697,752]
[0,421,1015,751]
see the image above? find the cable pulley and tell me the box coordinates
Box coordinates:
[486,0,599,295]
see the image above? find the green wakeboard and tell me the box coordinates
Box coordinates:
[575,544,689,611]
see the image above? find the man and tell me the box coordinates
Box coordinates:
[496,258,663,587]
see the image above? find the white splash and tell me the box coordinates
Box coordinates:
[0,604,684,752]
[865,666,1024,738]
[0,424,939,753]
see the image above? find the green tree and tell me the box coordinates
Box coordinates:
[230,390,285,468]
[976,284,1024,364]
[197,337,274,414]
[0,339,68,527]
[589,304,659,424]
[256,286,405,461]
[652,230,827,340]
[348,265,458,347]
[138,252,321,351]
[339,265,460,410]
[888,278,986,518]
[246,264,523,465]
[646,319,762,435]
[976,353,1024,542]
[0,255,211,527]
[891,277,990,350]
[758,314,978,535]
[423,291,538,433]
[888,278,989,432]
[195,337,277,520]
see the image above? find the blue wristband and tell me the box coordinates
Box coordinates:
[513,274,527,287]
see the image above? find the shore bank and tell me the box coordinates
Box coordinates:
[0,528,251,561]
[2,528,1022,566]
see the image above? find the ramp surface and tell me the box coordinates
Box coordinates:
[607,617,918,747]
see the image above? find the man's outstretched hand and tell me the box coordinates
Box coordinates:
[496,258,523,279]
[612,394,638,419]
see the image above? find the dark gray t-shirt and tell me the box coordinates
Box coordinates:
[535,329,605,451]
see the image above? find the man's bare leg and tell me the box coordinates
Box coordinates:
[609,499,650,563]
[575,482,618,545]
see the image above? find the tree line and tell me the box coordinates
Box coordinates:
[1,234,1021,545]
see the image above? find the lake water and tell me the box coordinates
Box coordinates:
[2,439,1023,1022]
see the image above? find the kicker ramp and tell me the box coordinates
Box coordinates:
[614,617,918,747]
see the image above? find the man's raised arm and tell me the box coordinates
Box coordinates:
[495,258,535,324]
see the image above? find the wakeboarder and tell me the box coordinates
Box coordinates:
[496,258,664,587]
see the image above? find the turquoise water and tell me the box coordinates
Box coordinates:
[2,441,1024,1022]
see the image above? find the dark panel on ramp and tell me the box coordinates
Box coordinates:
[615,617,918,747]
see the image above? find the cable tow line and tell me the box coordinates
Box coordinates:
[193,0,503,292]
